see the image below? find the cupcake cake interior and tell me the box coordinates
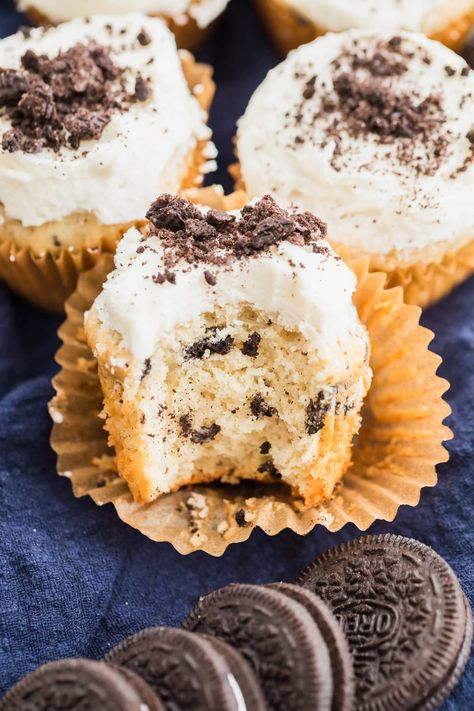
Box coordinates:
[85,195,371,508]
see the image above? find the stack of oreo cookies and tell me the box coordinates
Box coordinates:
[1,535,471,710]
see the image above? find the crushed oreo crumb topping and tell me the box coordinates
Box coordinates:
[290,35,456,178]
[0,42,151,153]
[137,29,152,46]
[242,332,261,357]
[141,357,152,381]
[179,414,221,444]
[250,393,278,419]
[145,194,328,268]
[260,441,271,454]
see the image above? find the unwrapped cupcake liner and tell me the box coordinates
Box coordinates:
[0,51,215,313]
[49,188,452,555]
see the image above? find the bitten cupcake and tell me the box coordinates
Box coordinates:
[256,0,474,54]
[84,194,372,509]
[0,15,215,311]
[16,1,231,51]
[236,31,474,306]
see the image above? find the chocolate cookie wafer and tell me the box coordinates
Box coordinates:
[0,658,157,710]
[296,534,470,711]
[183,583,333,711]
[105,626,241,711]
[268,582,354,711]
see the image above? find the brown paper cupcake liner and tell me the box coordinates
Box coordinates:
[335,239,474,309]
[0,51,215,313]
[25,6,222,52]
[49,189,452,555]
[255,0,474,53]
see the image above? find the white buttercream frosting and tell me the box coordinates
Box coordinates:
[0,15,213,227]
[18,0,230,29]
[284,0,473,33]
[237,31,474,258]
[89,200,366,382]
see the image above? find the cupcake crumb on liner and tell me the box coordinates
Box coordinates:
[255,0,474,54]
[0,51,215,313]
[49,188,452,556]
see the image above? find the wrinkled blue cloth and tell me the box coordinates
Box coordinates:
[0,1,472,706]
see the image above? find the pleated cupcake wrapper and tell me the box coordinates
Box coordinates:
[255,0,474,54]
[49,187,452,555]
[0,51,215,313]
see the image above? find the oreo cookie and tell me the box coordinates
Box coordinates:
[202,635,268,711]
[107,664,165,710]
[297,534,470,710]
[182,583,333,711]
[268,582,354,711]
[105,626,241,710]
[0,658,158,710]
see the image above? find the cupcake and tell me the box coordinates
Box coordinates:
[236,31,474,306]
[256,0,474,54]
[84,194,372,509]
[0,15,215,311]
[16,1,231,51]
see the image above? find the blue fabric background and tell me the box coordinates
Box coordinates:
[0,0,472,706]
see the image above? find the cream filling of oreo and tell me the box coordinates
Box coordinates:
[0,15,213,227]
[18,0,230,29]
[285,0,473,33]
[89,209,367,384]
[237,31,474,258]
[227,674,247,711]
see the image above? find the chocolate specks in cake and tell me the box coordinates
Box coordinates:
[250,393,278,419]
[145,194,328,269]
[0,42,151,153]
[260,441,271,454]
[302,75,316,99]
[179,414,221,444]
[137,28,152,46]
[235,509,248,527]
[242,332,261,357]
[185,331,234,360]
[467,128,474,145]
[258,459,282,479]
[306,392,332,435]
[141,357,152,381]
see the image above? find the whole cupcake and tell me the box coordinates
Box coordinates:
[85,194,372,509]
[16,0,231,51]
[0,16,215,311]
[236,31,474,306]
[256,0,474,53]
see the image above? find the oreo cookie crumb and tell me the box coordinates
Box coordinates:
[145,194,328,269]
[137,29,152,46]
[306,392,331,434]
[242,332,261,357]
[179,414,221,444]
[250,394,278,419]
[235,509,248,527]
[141,357,152,380]
[204,270,217,286]
[260,441,271,454]
[185,332,234,360]
[258,459,282,479]
[0,42,151,153]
